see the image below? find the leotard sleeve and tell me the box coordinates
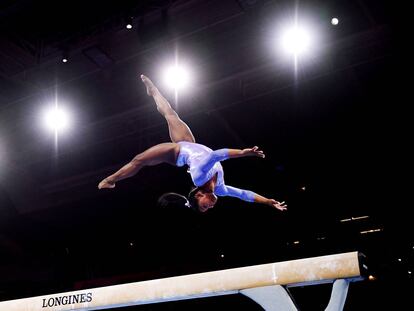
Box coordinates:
[198,148,230,173]
[214,184,256,202]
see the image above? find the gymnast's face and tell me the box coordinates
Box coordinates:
[196,191,217,213]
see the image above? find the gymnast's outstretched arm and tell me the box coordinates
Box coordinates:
[215,184,287,211]
[200,146,265,173]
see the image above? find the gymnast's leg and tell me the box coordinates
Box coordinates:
[141,74,195,143]
[98,143,179,189]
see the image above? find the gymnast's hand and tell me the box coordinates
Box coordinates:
[241,146,265,158]
[268,199,287,211]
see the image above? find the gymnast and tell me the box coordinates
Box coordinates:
[98,75,287,213]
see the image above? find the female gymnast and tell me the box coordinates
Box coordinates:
[98,75,287,213]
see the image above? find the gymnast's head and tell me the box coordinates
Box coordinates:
[188,187,218,213]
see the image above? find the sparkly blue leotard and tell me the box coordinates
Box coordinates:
[176,141,256,202]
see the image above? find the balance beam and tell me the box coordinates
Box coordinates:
[0,251,365,311]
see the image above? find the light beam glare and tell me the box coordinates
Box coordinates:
[281,26,312,56]
[163,65,191,91]
[44,106,70,132]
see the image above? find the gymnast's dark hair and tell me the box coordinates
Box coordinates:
[157,188,201,212]
[187,187,201,211]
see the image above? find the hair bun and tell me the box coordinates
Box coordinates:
[157,192,189,208]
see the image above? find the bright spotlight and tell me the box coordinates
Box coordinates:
[163,65,191,91]
[44,106,71,132]
[61,49,69,63]
[281,26,312,56]
[125,16,133,29]
[331,18,339,26]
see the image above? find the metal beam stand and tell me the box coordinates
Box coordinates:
[241,279,351,311]
[240,285,298,311]
[325,279,350,311]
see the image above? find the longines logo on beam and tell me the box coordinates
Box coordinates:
[42,293,93,308]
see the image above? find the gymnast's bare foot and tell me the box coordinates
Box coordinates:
[98,178,115,189]
[140,74,157,96]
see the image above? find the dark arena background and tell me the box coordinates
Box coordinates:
[0,1,410,310]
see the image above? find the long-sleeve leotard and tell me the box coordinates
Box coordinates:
[176,141,256,202]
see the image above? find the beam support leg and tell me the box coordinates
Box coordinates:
[240,285,298,311]
[325,279,350,311]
